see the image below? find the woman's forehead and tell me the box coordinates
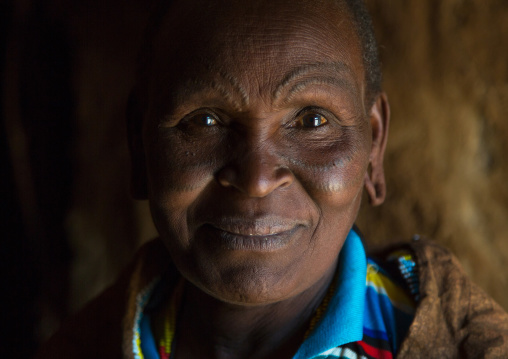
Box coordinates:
[147,0,365,109]
[164,0,348,26]
[154,0,361,68]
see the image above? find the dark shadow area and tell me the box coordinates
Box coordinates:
[2,1,75,356]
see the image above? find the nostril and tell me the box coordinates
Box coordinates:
[275,166,293,188]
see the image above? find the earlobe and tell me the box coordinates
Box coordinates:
[364,92,390,206]
[126,89,148,199]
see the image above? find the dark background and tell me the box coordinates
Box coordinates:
[2,0,508,357]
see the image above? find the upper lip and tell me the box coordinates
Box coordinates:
[205,216,307,236]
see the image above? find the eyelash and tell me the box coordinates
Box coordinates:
[179,109,223,128]
[289,107,331,129]
[177,106,334,129]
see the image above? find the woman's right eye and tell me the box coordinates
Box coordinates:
[169,109,225,134]
[195,114,218,126]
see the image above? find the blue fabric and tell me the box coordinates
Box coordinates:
[140,314,159,359]
[293,228,367,359]
[363,326,389,341]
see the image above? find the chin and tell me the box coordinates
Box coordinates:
[189,263,297,306]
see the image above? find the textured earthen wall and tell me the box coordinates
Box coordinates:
[359,0,508,309]
[4,0,508,346]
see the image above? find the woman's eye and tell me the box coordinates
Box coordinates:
[299,113,328,128]
[198,114,218,126]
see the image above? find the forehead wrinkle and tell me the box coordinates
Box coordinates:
[272,62,353,101]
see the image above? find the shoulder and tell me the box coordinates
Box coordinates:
[388,238,508,358]
[35,239,171,359]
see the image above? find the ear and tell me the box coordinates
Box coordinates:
[364,92,390,206]
[126,89,148,199]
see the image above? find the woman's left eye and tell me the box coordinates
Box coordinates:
[299,113,328,128]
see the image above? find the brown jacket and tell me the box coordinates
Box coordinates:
[36,239,508,358]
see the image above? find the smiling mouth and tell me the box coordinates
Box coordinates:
[202,218,305,251]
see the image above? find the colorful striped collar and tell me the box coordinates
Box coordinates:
[292,228,367,358]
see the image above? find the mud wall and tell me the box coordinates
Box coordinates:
[359,0,508,308]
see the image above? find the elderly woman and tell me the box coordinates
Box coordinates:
[37,0,508,358]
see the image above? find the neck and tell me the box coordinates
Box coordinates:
[174,266,336,359]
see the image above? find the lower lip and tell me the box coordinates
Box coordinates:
[202,225,301,252]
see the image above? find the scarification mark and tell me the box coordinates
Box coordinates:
[279,153,353,172]
[166,174,214,192]
[175,63,251,111]
[273,62,353,100]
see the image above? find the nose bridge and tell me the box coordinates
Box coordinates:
[243,136,279,179]
[216,130,293,197]
[244,132,275,165]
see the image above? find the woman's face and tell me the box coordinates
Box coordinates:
[139,0,376,305]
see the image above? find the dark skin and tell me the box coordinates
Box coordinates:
[129,0,390,358]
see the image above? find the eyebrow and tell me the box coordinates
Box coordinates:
[273,62,358,103]
[176,69,249,111]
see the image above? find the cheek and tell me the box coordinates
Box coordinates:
[144,129,227,239]
[281,126,370,202]
[146,136,220,193]
[145,122,233,193]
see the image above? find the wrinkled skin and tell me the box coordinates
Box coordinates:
[129,0,389,357]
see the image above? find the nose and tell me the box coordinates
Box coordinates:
[216,141,294,198]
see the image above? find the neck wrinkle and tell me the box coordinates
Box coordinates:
[176,260,338,359]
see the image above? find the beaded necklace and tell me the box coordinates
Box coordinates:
[158,280,184,359]
[304,280,337,339]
